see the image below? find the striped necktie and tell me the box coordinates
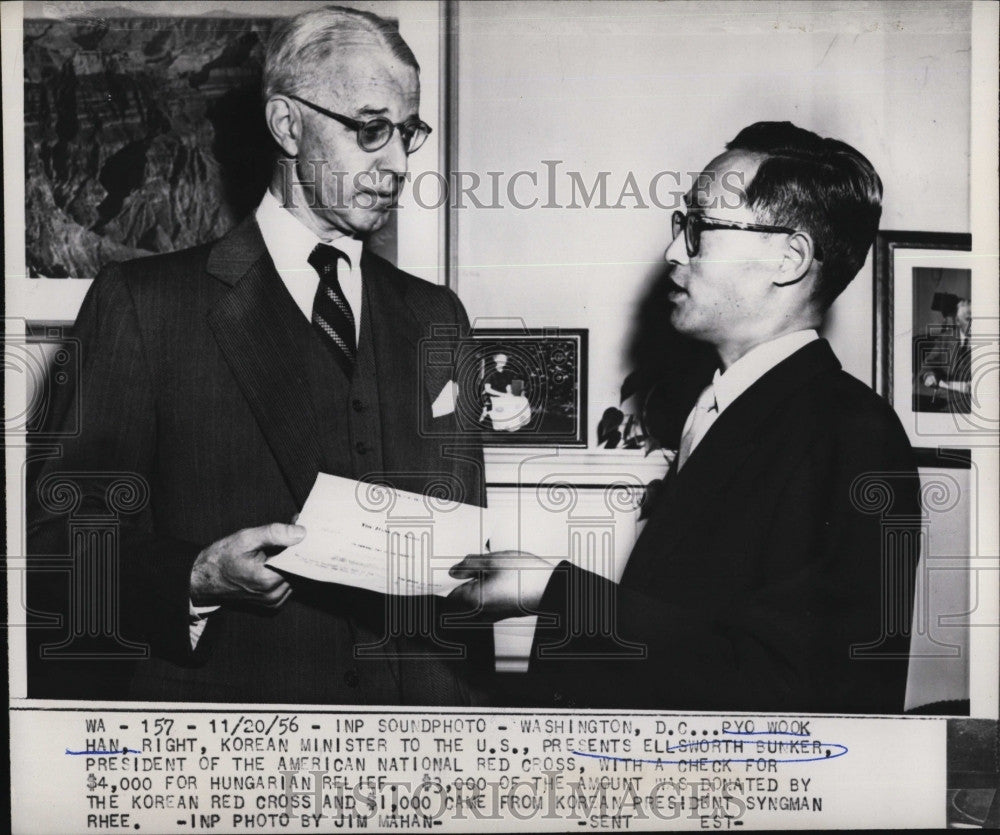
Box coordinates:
[308,243,356,377]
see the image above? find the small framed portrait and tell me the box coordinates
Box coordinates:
[874,230,982,458]
[452,329,587,447]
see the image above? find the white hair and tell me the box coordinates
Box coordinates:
[262,5,419,102]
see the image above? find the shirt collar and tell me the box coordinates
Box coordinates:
[255,188,364,270]
[712,330,819,413]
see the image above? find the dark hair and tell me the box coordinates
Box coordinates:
[726,121,883,311]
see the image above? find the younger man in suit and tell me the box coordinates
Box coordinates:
[451,122,921,713]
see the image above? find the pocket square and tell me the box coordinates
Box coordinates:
[431,380,458,418]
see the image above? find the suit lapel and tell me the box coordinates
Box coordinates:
[362,252,438,424]
[206,218,323,508]
[637,340,842,557]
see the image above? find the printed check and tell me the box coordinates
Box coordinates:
[266,473,484,596]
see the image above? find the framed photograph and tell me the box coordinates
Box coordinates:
[452,328,587,447]
[874,230,978,459]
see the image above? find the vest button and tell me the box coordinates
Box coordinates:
[355,441,369,455]
[352,399,365,412]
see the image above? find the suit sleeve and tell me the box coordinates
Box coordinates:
[27,266,207,694]
[521,411,920,712]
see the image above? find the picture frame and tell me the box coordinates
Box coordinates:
[873,230,976,464]
[15,3,445,325]
[446,328,588,447]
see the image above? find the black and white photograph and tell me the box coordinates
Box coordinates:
[874,229,981,450]
[912,269,973,415]
[5,1,999,832]
[452,329,587,445]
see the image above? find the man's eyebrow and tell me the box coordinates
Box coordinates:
[355,106,390,117]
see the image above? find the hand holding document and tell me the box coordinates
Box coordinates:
[266,473,484,597]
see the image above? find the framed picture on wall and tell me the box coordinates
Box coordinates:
[426,328,588,447]
[16,2,445,325]
[874,230,978,462]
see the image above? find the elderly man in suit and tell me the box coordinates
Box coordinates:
[451,122,920,714]
[28,6,489,704]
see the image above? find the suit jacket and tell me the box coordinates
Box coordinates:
[27,217,493,704]
[521,339,920,713]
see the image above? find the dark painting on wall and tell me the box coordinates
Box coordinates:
[23,12,396,280]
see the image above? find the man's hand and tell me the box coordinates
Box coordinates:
[447,550,556,622]
[190,523,304,609]
[922,371,939,388]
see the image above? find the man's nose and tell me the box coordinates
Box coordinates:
[664,228,689,265]
[377,130,409,176]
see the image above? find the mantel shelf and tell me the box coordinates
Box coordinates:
[484,447,670,486]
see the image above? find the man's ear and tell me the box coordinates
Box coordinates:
[772,231,817,288]
[265,96,300,157]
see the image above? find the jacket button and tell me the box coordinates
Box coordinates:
[355,441,369,455]
[345,669,360,688]
[352,399,365,412]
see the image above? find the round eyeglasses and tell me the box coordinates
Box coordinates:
[670,210,816,259]
[286,93,432,155]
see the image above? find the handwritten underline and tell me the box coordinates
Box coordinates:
[571,730,848,766]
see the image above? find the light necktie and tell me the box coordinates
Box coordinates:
[677,383,718,471]
[308,243,356,377]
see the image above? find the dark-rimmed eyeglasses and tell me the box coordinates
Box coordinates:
[670,210,822,260]
[285,93,432,155]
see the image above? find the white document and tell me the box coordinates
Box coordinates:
[266,473,484,597]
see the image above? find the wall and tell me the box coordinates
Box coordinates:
[453,1,973,705]
[454,0,971,414]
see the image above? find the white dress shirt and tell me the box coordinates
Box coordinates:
[678,329,819,465]
[255,187,364,339]
[189,191,366,647]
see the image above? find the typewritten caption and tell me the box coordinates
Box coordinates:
[10,710,945,832]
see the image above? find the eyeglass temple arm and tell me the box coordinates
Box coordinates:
[691,216,825,260]
[284,94,361,129]
[284,93,431,134]
[697,217,798,234]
